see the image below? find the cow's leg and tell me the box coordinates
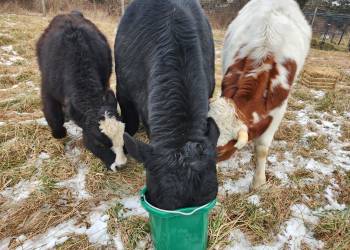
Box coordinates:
[250,104,288,190]
[117,94,139,136]
[42,93,66,139]
[251,142,270,190]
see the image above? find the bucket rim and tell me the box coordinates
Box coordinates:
[140,187,216,217]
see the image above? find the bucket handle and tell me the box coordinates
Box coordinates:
[141,194,211,216]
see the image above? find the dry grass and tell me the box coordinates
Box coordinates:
[314,210,350,250]
[292,87,315,101]
[41,158,77,182]
[57,234,95,250]
[334,171,350,206]
[341,122,350,142]
[119,217,150,249]
[0,188,91,240]
[274,122,303,142]
[316,89,350,114]
[306,135,329,151]
[0,91,41,113]
[15,68,38,82]
[83,150,144,199]
[288,169,314,183]
[284,111,297,121]
[209,187,301,247]
[0,123,65,189]
[0,75,17,88]
[208,180,332,248]
[0,35,14,46]
[288,96,306,110]
[107,204,150,250]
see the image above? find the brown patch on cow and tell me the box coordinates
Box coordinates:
[217,139,237,162]
[266,60,297,111]
[217,116,272,161]
[217,55,297,162]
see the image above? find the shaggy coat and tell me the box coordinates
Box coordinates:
[115,0,219,210]
[37,11,126,169]
[217,0,311,189]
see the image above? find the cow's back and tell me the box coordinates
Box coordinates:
[37,13,112,101]
[115,0,215,143]
[115,0,215,123]
[222,0,311,76]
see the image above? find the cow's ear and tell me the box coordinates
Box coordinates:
[206,117,220,146]
[123,133,152,163]
[104,89,117,107]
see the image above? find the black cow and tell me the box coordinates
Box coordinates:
[37,11,126,170]
[115,0,219,209]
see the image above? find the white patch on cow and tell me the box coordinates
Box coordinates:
[252,112,260,124]
[209,97,247,147]
[271,63,290,90]
[99,113,127,167]
[255,100,288,147]
[246,63,272,78]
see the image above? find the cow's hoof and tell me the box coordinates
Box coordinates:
[52,128,67,139]
[249,176,266,192]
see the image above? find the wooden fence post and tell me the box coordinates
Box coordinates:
[338,26,347,45]
[121,0,125,16]
[311,6,318,28]
[41,0,46,16]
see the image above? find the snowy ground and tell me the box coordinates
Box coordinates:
[0,14,349,250]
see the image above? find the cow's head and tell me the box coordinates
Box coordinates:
[97,89,127,169]
[124,118,220,210]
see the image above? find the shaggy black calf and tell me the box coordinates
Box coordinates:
[115,0,219,209]
[37,11,126,170]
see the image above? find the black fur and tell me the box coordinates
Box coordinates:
[37,11,119,169]
[115,0,219,210]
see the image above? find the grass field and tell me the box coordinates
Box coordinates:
[0,13,349,250]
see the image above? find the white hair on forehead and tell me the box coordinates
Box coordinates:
[209,97,248,149]
[99,112,127,170]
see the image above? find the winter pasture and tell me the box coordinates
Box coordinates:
[0,13,349,250]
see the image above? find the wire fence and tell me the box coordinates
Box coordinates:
[305,9,350,51]
[1,0,349,51]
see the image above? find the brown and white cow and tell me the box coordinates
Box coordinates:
[209,0,312,189]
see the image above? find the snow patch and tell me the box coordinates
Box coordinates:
[290,204,319,225]
[305,159,333,176]
[225,229,252,250]
[323,180,346,211]
[119,196,147,218]
[64,121,82,138]
[86,204,111,245]
[0,180,39,202]
[16,202,124,249]
[16,219,84,250]
[39,152,50,160]
[218,146,253,173]
[247,194,260,206]
[0,238,11,250]
[113,233,124,250]
[219,171,253,195]
[274,217,323,250]
[57,166,91,200]
[20,118,48,126]
[311,90,325,99]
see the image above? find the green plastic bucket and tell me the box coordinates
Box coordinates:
[140,188,216,250]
